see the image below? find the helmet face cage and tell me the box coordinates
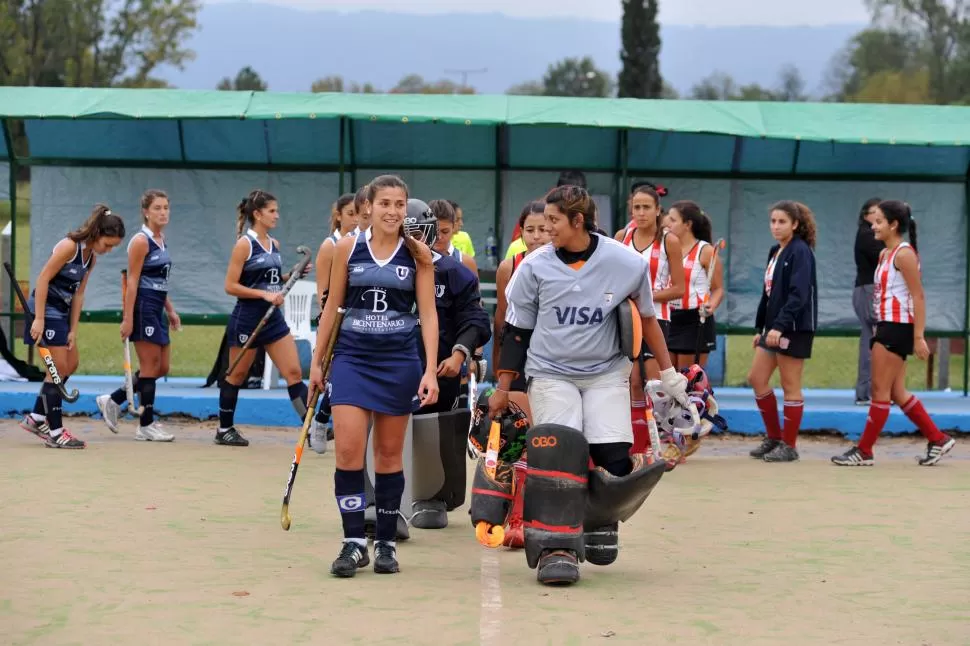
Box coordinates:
[404,199,438,248]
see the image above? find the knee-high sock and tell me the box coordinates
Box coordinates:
[139,377,157,426]
[375,471,405,543]
[219,382,240,429]
[334,468,366,543]
[288,382,308,422]
[111,370,141,405]
[782,400,803,448]
[630,400,650,453]
[901,396,946,443]
[858,401,891,455]
[755,391,782,440]
[41,382,63,431]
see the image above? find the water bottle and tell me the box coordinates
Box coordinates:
[484,228,498,270]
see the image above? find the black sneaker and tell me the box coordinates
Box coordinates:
[537,549,580,586]
[831,446,874,466]
[917,435,956,466]
[585,522,619,566]
[373,541,400,574]
[330,541,370,578]
[750,437,780,459]
[214,427,249,447]
[45,429,85,449]
[763,443,799,463]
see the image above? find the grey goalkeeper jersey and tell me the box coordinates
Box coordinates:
[505,234,657,378]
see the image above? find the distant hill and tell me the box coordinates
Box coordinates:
[156,4,864,98]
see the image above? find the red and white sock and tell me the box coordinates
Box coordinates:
[901,396,946,443]
[630,400,651,453]
[755,391,782,440]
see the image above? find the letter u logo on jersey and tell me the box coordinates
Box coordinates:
[396,267,410,281]
[435,284,445,298]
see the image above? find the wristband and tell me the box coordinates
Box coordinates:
[452,343,471,360]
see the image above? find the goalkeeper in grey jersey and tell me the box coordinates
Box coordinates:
[484,185,690,586]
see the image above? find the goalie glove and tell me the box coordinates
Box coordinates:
[659,367,690,409]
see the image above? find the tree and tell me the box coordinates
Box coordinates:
[866,0,970,103]
[311,75,344,93]
[776,65,808,102]
[217,66,267,91]
[543,57,613,98]
[689,68,807,101]
[689,72,739,100]
[0,0,200,88]
[389,74,474,94]
[618,0,663,98]
[506,80,545,95]
[824,28,921,100]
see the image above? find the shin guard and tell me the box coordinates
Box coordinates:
[523,424,589,569]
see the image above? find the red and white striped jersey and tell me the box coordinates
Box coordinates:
[764,250,779,297]
[674,240,710,311]
[873,242,918,324]
[622,227,672,320]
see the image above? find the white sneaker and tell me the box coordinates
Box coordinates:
[96,395,121,434]
[310,418,328,455]
[135,423,175,442]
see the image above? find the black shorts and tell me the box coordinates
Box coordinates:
[871,322,914,359]
[642,319,671,360]
[757,330,814,359]
[418,375,461,414]
[667,309,717,356]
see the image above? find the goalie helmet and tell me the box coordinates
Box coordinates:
[646,374,724,439]
[468,387,530,463]
[404,198,437,248]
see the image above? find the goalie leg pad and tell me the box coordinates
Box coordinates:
[523,424,590,569]
[584,453,665,529]
[410,408,470,512]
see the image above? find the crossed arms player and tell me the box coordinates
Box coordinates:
[485,185,690,586]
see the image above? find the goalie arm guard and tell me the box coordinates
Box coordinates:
[616,298,643,361]
[496,323,531,386]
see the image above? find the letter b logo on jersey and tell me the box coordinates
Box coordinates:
[553,306,604,326]
[363,288,388,313]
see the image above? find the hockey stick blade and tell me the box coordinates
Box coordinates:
[3,262,80,402]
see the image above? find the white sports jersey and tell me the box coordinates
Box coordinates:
[621,228,671,321]
[674,240,710,310]
[873,242,917,324]
[505,234,656,378]
[764,249,779,297]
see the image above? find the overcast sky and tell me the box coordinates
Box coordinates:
[210,0,871,26]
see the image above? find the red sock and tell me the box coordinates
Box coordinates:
[858,401,891,455]
[755,391,782,440]
[901,396,946,443]
[782,400,803,448]
[630,400,650,454]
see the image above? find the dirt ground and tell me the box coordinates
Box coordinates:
[2,418,968,646]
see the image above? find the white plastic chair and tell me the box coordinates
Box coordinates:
[262,280,318,390]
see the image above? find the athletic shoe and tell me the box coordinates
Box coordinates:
[410,499,448,530]
[831,446,874,466]
[330,541,369,578]
[537,549,580,585]
[855,398,871,407]
[749,437,780,459]
[135,423,175,442]
[95,394,121,434]
[917,435,956,466]
[763,443,799,463]
[214,427,249,447]
[373,541,400,574]
[585,522,619,566]
[309,418,328,455]
[19,414,51,442]
[45,429,85,449]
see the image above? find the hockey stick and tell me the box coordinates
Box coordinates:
[225,246,312,380]
[120,270,143,416]
[281,307,344,531]
[3,262,79,403]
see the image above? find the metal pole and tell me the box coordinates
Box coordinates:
[963,174,970,396]
[2,119,17,353]
[338,116,346,194]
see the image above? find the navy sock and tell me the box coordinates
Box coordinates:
[287,382,308,421]
[334,468,366,540]
[219,382,240,429]
[42,382,63,431]
[375,471,405,542]
[315,386,331,424]
[139,377,157,426]
[32,393,45,416]
[111,370,140,405]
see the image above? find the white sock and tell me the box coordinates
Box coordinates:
[49,427,63,437]
[30,413,46,422]
[345,537,367,548]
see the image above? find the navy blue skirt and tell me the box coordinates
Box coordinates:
[329,353,423,416]
[227,301,290,348]
[23,314,70,347]
[129,289,170,346]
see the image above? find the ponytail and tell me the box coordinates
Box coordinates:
[909,217,918,253]
[237,189,277,237]
[68,203,126,243]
